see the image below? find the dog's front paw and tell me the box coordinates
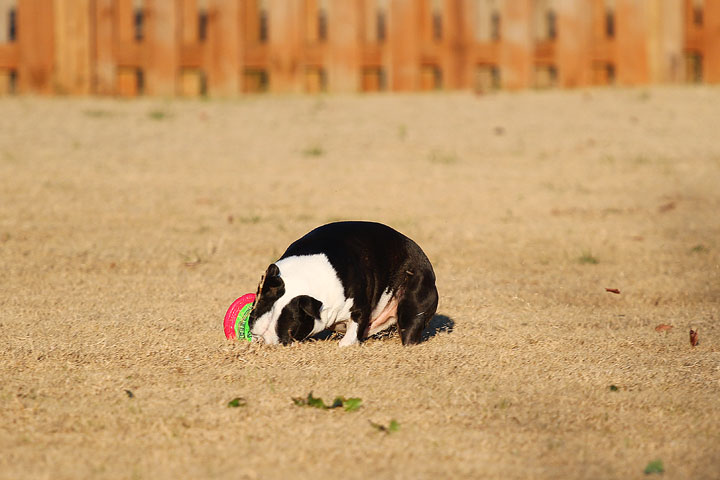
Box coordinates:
[338,321,359,347]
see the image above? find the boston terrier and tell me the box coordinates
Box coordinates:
[248,221,438,346]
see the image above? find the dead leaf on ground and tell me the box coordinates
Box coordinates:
[690,328,699,347]
[605,288,621,294]
[654,324,673,333]
[658,202,676,213]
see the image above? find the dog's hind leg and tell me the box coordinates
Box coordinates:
[396,270,438,345]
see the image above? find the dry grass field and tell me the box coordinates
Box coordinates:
[1,87,719,479]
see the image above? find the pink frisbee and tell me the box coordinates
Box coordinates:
[223,293,256,341]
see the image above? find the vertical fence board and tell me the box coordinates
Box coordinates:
[646,0,683,84]
[389,0,420,90]
[555,0,592,88]
[441,0,466,90]
[705,0,720,83]
[207,0,239,95]
[615,0,649,85]
[145,0,178,95]
[268,0,303,93]
[54,0,92,94]
[93,0,116,94]
[17,0,54,94]
[500,0,533,90]
[327,0,361,92]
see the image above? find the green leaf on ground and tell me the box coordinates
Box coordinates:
[148,110,169,120]
[227,397,247,408]
[302,145,324,157]
[578,251,599,264]
[292,392,362,411]
[306,392,326,409]
[644,459,664,474]
[343,397,363,412]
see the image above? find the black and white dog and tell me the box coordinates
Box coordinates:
[248,221,438,346]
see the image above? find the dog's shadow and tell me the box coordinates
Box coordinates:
[310,313,454,344]
[421,313,455,342]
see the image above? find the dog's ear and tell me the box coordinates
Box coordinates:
[263,263,283,291]
[252,264,285,318]
[266,263,280,278]
[256,263,283,298]
[297,295,322,320]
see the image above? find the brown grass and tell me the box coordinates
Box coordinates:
[1,87,719,479]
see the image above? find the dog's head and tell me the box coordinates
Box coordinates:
[248,263,323,345]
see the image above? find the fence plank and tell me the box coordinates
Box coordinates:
[54,0,92,94]
[206,0,239,96]
[17,0,55,94]
[145,0,178,95]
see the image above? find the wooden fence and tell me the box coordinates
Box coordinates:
[0,0,719,97]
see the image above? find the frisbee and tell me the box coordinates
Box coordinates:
[223,293,256,341]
